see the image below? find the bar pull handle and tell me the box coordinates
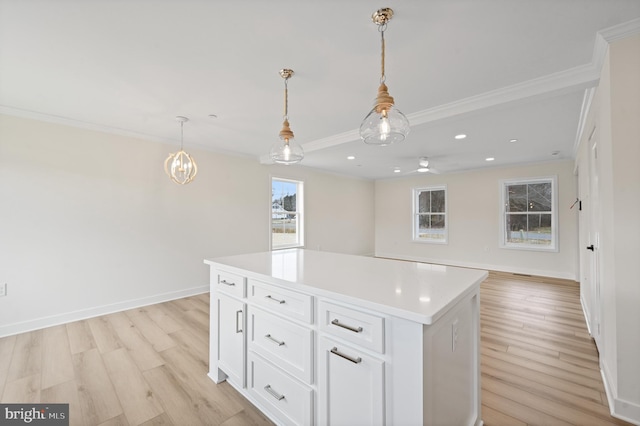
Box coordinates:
[587,245,595,251]
[264,334,285,346]
[330,347,362,364]
[331,319,363,333]
[264,385,285,401]
[235,310,243,333]
[265,295,285,304]
[220,279,235,286]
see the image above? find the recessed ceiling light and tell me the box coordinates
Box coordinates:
[454,134,467,140]
[208,114,218,118]
[486,157,495,162]
[347,156,356,160]
[509,138,518,143]
[551,151,560,156]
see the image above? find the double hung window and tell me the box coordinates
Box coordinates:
[413,186,447,244]
[500,177,557,251]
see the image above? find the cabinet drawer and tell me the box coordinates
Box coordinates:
[248,353,313,426]
[318,300,385,353]
[214,270,246,298]
[248,280,313,324]
[248,307,313,384]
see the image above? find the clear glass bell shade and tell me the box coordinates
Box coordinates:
[359,105,410,145]
[164,150,198,185]
[270,138,304,165]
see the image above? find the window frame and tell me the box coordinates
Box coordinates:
[412,185,448,244]
[499,176,558,252]
[270,176,304,250]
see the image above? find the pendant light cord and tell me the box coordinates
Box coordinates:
[283,77,289,120]
[379,23,387,84]
[180,120,184,150]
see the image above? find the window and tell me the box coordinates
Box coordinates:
[271,178,304,249]
[413,186,447,243]
[500,176,558,251]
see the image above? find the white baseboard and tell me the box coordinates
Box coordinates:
[374,252,577,281]
[601,364,640,425]
[0,285,209,338]
[580,295,593,335]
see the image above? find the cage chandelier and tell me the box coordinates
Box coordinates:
[164,116,198,185]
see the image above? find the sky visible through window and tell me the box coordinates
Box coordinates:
[272,180,297,204]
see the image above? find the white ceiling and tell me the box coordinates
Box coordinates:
[1,0,639,179]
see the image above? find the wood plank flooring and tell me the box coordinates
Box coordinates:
[480,271,630,426]
[0,273,632,425]
[0,293,272,426]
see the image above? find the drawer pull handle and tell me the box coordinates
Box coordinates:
[220,279,235,286]
[331,319,363,333]
[330,347,362,364]
[265,295,285,304]
[264,334,285,346]
[235,310,243,333]
[264,385,285,401]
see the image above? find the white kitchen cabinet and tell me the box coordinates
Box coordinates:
[206,249,487,426]
[317,336,384,426]
[216,292,245,388]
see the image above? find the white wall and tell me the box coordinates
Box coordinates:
[0,115,375,337]
[592,34,640,424]
[374,161,578,279]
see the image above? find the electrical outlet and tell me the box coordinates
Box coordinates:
[0,283,7,297]
[452,319,459,352]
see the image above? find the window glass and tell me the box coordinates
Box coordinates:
[272,178,304,249]
[414,187,447,243]
[501,177,557,250]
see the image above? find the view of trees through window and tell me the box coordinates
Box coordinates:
[414,187,447,243]
[272,178,303,249]
[504,180,553,246]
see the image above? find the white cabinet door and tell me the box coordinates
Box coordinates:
[217,292,245,387]
[317,336,385,426]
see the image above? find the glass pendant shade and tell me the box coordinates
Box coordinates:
[270,137,304,165]
[271,118,304,164]
[360,103,410,145]
[164,150,197,184]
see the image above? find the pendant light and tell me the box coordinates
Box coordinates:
[270,69,304,164]
[164,116,198,185]
[359,8,410,146]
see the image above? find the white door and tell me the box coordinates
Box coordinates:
[317,336,385,426]
[217,293,246,387]
[588,137,603,351]
[577,162,593,331]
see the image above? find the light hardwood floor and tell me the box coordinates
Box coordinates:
[0,273,632,425]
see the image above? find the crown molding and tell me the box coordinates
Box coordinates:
[0,105,173,145]
[407,64,599,127]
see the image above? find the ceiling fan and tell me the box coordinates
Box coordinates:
[403,157,440,175]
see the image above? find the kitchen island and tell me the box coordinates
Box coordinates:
[205,249,487,426]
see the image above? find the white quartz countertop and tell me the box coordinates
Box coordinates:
[205,249,488,325]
